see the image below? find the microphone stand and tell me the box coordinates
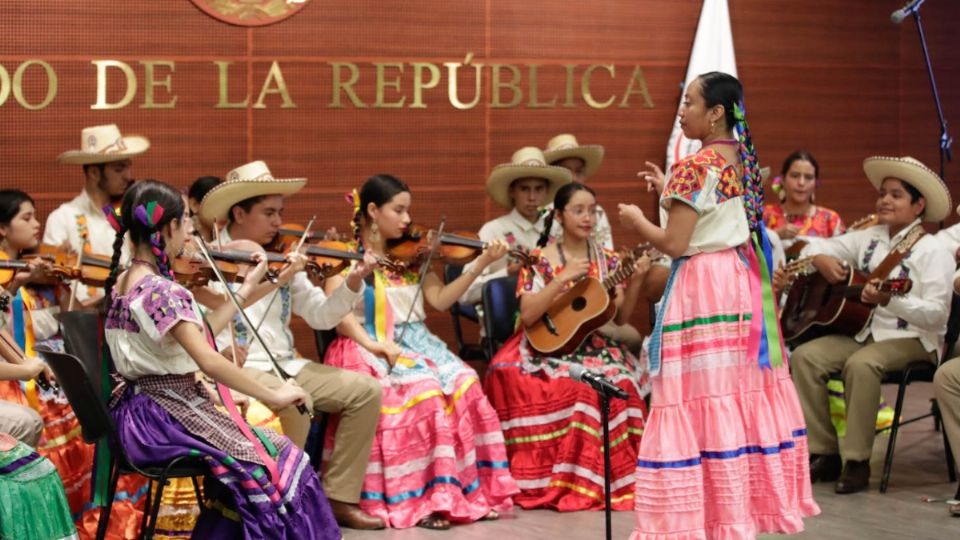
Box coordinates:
[903,1,953,183]
[579,376,626,540]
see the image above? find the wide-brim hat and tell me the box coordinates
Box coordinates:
[199,160,306,225]
[487,147,572,209]
[542,134,604,179]
[863,156,951,222]
[58,124,150,165]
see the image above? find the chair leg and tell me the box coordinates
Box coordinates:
[138,479,153,534]
[880,376,910,493]
[95,461,121,540]
[944,419,958,483]
[143,474,168,540]
[191,475,204,504]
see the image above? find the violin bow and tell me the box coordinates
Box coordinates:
[192,231,312,418]
[253,216,316,334]
[395,218,446,345]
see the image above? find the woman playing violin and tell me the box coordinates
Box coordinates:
[484,181,650,512]
[0,188,148,535]
[321,174,518,530]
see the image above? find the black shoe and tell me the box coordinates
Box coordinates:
[809,453,842,483]
[835,460,870,494]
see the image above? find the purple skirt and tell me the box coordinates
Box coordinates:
[112,384,340,540]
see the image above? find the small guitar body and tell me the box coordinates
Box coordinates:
[524,277,616,357]
[780,269,912,345]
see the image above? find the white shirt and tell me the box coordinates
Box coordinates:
[210,227,364,375]
[460,208,547,305]
[42,189,130,303]
[800,220,953,356]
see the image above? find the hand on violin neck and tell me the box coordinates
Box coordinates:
[476,239,509,268]
[345,252,378,292]
[275,251,308,286]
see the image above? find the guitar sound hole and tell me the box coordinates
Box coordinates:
[572,297,587,311]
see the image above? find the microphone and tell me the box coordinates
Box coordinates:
[569,363,629,400]
[891,0,925,24]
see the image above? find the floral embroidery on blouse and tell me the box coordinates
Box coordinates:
[762,205,845,238]
[518,247,621,295]
[106,275,199,336]
[860,239,880,271]
[662,148,741,206]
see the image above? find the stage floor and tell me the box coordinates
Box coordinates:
[344,382,958,539]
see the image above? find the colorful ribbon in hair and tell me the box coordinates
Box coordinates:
[134,201,164,229]
[103,204,123,233]
[346,188,362,238]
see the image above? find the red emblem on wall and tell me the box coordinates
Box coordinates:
[190,0,311,27]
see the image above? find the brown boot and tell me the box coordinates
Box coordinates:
[329,500,385,530]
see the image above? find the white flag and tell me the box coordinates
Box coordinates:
[664,0,738,172]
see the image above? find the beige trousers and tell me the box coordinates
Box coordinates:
[0,400,43,447]
[934,359,960,472]
[791,335,936,461]
[245,363,381,504]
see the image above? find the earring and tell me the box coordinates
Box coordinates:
[369,222,380,243]
[710,120,717,136]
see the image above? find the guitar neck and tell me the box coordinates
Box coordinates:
[601,245,651,289]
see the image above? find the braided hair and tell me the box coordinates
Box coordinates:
[697,72,763,232]
[352,174,410,254]
[102,180,185,303]
[537,182,595,248]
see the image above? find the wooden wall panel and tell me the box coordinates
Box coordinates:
[1,0,958,356]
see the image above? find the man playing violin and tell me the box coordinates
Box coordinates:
[460,146,571,306]
[198,160,387,530]
[44,124,150,306]
[792,156,954,494]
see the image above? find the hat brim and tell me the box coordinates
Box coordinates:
[543,145,604,179]
[199,177,306,225]
[486,165,572,209]
[863,157,951,222]
[57,136,151,165]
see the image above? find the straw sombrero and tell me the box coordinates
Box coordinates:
[542,134,604,179]
[863,156,950,222]
[487,147,572,209]
[199,160,306,225]
[58,124,150,165]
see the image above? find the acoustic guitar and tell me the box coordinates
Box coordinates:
[525,245,655,357]
[779,267,912,345]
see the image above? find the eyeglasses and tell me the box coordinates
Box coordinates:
[563,206,599,219]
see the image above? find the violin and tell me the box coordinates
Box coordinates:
[269,224,402,278]
[23,245,116,288]
[174,239,291,287]
[387,224,534,267]
[0,328,60,392]
[0,252,81,288]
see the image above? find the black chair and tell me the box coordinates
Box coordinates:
[443,263,486,361]
[36,345,208,540]
[481,275,519,361]
[876,292,960,493]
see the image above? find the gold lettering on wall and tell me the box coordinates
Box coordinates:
[10,61,57,110]
[1,55,656,111]
[329,62,366,108]
[254,61,296,109]
[141,61,177,109]
[581,64,616,109]
[490,64,522,108]
[92,60,137,110]
[214,61,249,108]
[526,64,557,108]
[619,66,654,108]
[410,62,440,109]
[374,62,405,108]
[445,53,482,110]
